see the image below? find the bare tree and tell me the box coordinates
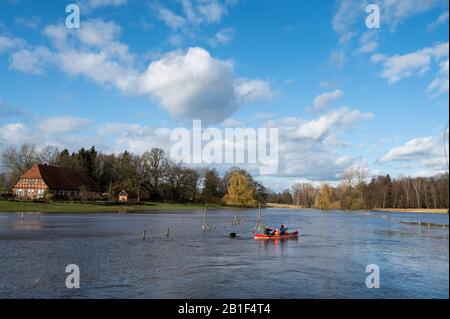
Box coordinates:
[355,167,368,200]
[141,148,167,198]
[400,177,411,208]
[412,178,422,208]
[39,145,60,165]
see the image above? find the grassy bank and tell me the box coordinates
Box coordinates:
[0,200,225,213]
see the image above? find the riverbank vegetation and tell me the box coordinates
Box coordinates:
[1,144,448,211]
[0,144,266,208]
[271,168,449,211]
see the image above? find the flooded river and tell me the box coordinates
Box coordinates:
[0,209,448,298]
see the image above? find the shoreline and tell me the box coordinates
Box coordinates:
[266,203,448,214]
[0,200,448,214]
[371,208,449,214]
[0,200,238,214]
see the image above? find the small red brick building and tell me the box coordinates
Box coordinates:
[117,189,138,203]
[12,164,101,200]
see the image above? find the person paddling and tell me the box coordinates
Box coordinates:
[280,224,288,235]
[264,226,273,235]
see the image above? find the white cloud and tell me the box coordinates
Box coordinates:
[158,7,186,29]
[328,49,346,69]
[428,11,449,31]
[293,107,373,140]
[38,116,92,134]
[168,34,185,47]
[382,0,448,29]
[378,51,431,84]
[0,119,101,151]
[43,24,69,47]
[196,0,225,23]
[0,105,372,184]
[357,31,379,54]
[380,136,435,163]
[131,48,275,124]
[0,100,22,118]
[81,0,127,10]
[209,28,235,47]
[57,50,134,86]
[132,47,236,124]
[222,118,244,127]
[235,79,275,104]
[154,1,237,48]
[157,0,229,29]
[9,19,274,125]
[311,89,343,112]
[373,42,449,88]
[0,123,31,145]
[370,53,386,63]
[332,0,365,44]
[182,0,227,25]
[0,34,24,53]
[76,19,121,47]
[379,134,449,176]
[14,16,41,29]
[331,0,447,62]
[31,19,136,86]
[259,108,372,181]
[97,123,172,154]
[428,59,449,95]
[333,0,447,39]
[9,46,53,74]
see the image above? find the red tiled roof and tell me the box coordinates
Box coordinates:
[21,164,100,192]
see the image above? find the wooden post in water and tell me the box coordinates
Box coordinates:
[142,230,146,241]
[166,228,170,237]
[258,203,261,222]
[202,205,209,232]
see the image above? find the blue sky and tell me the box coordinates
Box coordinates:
[0,0,449,191]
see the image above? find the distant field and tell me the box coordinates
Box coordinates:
[0,200,220,213]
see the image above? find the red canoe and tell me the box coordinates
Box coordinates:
[254,231,299,240]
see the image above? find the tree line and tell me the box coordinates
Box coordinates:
[0,144,269,206]
[270,167,449,210]
[1,144,448,209]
